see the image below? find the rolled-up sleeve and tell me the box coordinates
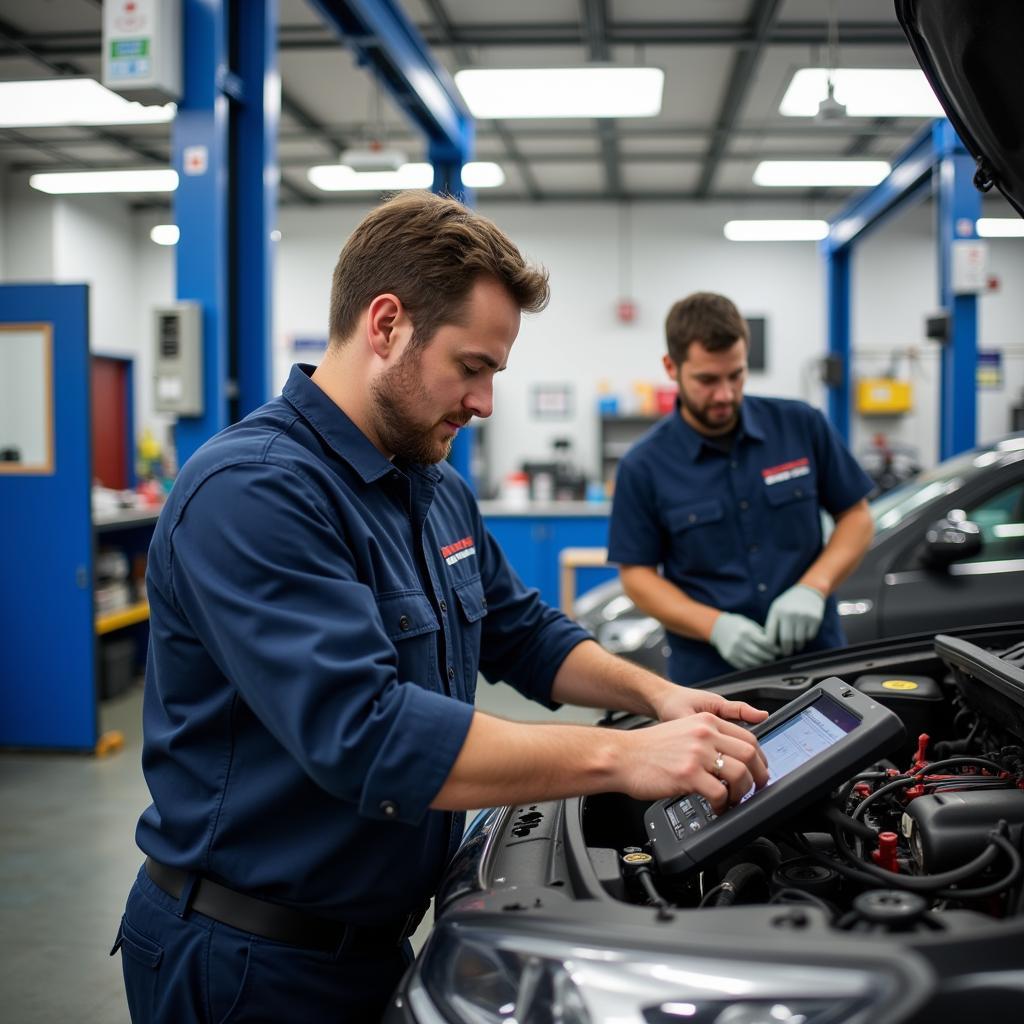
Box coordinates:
[166,462,474,826]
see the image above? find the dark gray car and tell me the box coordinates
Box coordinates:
[575,434,1024,675]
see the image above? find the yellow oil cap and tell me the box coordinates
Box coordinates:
[882,679,919,691]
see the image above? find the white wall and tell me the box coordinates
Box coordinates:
[852,203,1024,467]
[2,183,56,281]
[7,177,1023,487]
[272,200,834,489]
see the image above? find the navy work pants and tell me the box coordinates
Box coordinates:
[112,866,413,1023]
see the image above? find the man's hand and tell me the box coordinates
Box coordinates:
[620,712,769,810]
[764,584,825,656]
[710,612,779,669]
[650,684,769,728]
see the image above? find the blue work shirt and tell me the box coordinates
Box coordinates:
[137,364,589,924]
[608,396,872,685]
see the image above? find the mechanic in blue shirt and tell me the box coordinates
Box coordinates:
[609,291,874,687]
[113,196,770,1023]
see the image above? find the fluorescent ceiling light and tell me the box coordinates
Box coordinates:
[150,224,180,246]
[753,161,890,188]
[308,163,434,192]
[724,220,829,242]
[780,68,944,118]
[30,169,180,194]
[461,161,506,188]
[307,162,505,192]
[0,78,175,128]
[454,67,663,118]
[976,218,1024,238]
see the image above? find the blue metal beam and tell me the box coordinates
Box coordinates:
[935,122,980,459]
[825,118,979,457]
[173,1,278,460]
[234,0,278,418]
[825,121,940,256]
[173,0,230,464]
[307,0,472,153]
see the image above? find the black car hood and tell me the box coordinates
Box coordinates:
[896,0,1024,218]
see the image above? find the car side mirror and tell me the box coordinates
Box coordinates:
[923,517,982,568]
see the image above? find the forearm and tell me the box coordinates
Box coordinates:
[548,638,676,717]
[620,565,720,641]
[430,710,623,810]
[800,500,874,595]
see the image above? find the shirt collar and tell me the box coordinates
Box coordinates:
[669,396,765,460]
[282,364,395,484]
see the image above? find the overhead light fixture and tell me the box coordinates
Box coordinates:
[454,67,663,119]
[753,161,890,188]
[150,224,180,246]
[460,161,506,188]
[976,218,1024,238]
[339,146,408,173]
[724,220,830,242]
[0,78,175,128]
[780,69,944,118]
[29,169,180,194]
[307,161,504,192]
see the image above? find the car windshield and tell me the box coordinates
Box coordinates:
[869,447,994,534]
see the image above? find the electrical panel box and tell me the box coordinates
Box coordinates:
[856,378,913,416]
[102,0,182,105]
[153,303,203,416]
[951,240,989,295]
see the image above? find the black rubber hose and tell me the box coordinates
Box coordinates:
[707,863,765,907]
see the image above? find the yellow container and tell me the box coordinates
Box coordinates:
[856,377,912,415]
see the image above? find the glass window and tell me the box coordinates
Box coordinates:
[960,482,1024,563]
[0,324,54,475]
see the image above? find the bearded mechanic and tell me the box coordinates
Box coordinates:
[608,291,875,687]
[112,194,770,1022]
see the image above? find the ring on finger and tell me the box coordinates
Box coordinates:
[713,752,725,778]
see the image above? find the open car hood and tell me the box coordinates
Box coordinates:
[896,0,1024,218]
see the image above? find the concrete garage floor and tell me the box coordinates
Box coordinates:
[0,678,601,1023]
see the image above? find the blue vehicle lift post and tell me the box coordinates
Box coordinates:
[175,0,477,483]
[824,119,981,459]
[172,0,278,464]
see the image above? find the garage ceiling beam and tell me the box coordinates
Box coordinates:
[695,0,783,199]
[581,0,623,199]
[419,0,542,201]
[1,20,909,59]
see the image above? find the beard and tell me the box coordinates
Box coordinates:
[680,391,740,434]
[369,345,470,464]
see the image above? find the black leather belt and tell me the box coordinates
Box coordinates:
[145,857,425,952]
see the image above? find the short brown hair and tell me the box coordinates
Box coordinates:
[328,191,549,347]
[664,291,748,364]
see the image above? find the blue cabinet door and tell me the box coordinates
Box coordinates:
[482,514,614,609]
[0,284,96,750]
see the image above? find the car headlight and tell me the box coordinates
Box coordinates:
[408,921,906,1024]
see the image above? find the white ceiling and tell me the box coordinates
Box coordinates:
[0,0,952,210]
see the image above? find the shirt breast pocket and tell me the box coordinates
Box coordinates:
[376,590,441,689]
[764,482,820,553]
[665,498,728,574]
[452,574,487,701]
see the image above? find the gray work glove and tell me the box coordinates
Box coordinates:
[764,584,826,657]
[710,612,780,670]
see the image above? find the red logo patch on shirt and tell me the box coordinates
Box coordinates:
[441,535,476,566]
[762,457,810,485]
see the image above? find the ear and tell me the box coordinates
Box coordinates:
[365,293,406,360]
[662,354,680,382]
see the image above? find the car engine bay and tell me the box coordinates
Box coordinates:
[582,635,1024,936]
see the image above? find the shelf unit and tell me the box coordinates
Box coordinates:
[599,414,659,490]
[96,600,150,635]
